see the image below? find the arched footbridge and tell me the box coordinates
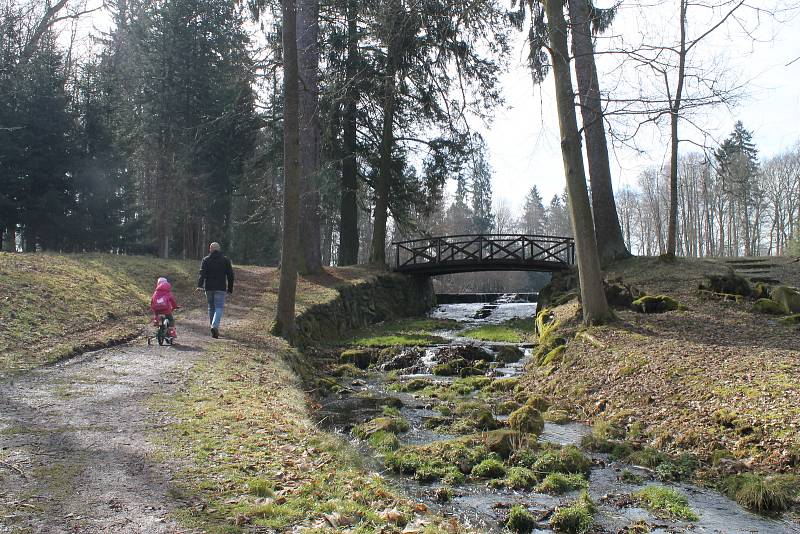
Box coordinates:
[392,234,575,275]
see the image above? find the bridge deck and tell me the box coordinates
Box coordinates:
[392,234,575,275]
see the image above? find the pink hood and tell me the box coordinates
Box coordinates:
[155,281,172,293]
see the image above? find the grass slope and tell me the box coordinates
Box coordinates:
[523,256,800,473]
[0,253,197,375]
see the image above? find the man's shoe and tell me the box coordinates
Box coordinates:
[211,327,219,339]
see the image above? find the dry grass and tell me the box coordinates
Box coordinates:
[524,256,800,472]
[0,252,197,375]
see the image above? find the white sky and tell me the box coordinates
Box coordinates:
[482,2,800,212]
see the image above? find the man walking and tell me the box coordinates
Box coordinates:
[197,242,234,338]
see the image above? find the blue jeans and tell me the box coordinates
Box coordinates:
[206,290,226,329]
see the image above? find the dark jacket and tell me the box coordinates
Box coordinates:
[197,250,234,292]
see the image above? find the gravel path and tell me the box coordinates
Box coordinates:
[0,267,267,534]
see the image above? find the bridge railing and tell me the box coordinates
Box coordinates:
[392,234,575,272]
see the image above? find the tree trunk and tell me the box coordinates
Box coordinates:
[338,0,360,265]
[544,0,611,325]
[297,0,322,274]
[275,0,301,342]
[567,0,629,264]
[2,225,15,252]
[369,6,399,267]
[666,0,687,257]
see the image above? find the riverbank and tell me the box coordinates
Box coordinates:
[526,256,800,479]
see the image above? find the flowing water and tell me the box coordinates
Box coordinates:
[319,296,800,533]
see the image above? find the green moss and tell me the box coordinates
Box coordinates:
[620,469,644,485]
[339,348,373,369]
[247,478,275,498]
[752,298,787,315]
[389,378,434,392]
[505,505,537,533]
[508,405,545,435]
[497,400,522,415]
[384,437,491,484]
[461,318,536,343]
[524,394,550,412]
[347,318,459,347]
[772,286,800,313]
[495,345,525,363]
[531,446,592,476]
[634,486,699,521]
[631,295,683,313]
[550,490,595,533]
[533,309,566,365]
[627,447,669,469]
[329,363,365,377]
[544,409,571,424]
[780,313,800,325]
[722,473,800,513]
[454,375,493,391]
[655,454,697,482]
[368,430,400,452]
[711,448,734,466]
[537,473,588,494]
[505,466,538,489]
[471,458,507,479]
[352,416,409,440]
[432,358,467,376]
[592,420,625,440]
[483,377,519,393]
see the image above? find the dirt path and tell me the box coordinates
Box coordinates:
[0,267,268,534]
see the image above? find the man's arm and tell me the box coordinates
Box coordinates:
[226,258,234,293]
[197,257,207,289]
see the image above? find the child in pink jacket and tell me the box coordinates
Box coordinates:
[151,277,179,337]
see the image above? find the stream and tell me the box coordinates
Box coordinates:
[319,296,800,533]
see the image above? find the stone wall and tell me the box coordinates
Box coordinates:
[295,273,435,349]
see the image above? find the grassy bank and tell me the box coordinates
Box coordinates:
[524,256,800,475]
[0,252,197,375]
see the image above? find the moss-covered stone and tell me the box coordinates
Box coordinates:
[505,505,537,533]
[505,466,538,489]
[550,490,595,533]
[531,446,592,476]
[471,457,506,479]
[459,366,483,377]
[753,298,787,315]
[634,486,698,521]
[537,473,588,494]
[385,438,491,484]
[367,430,400,452]
[352,416,409,440]
[432,357,467,376]
[544,409,571,424]
[781,313,800,324]
[701,273,752,297]
[772,285,800,313]
[496,400,521,415]
[631,295,682,313]
[524,394,550,412]
[508,405,545,435]
[340,348,373,369]
[753,282,772,300]
[484,377,519,393]
[495,345,525,363]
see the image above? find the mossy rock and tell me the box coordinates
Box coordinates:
[483,429,516,459]
[781,313,800,325]
[505,466,538,489]
[537,472,588,495]
[496,400,521,415]
[505,505,537,533]
[352,416,409,440]
[531,445,592,476]
[484,377,519,393]
[752,298,787,315]
[544,409,571,424]
[702,274,752,297]
[495,345,525,363]
[471,457,507,479]
[752,282,772,300]
[524,394,550,412]
[772,286,800,313]
[631,295,682,314]
[453,402,499,432]
[368,430,400,452]
[508,405,545,435]
[459,366,483,377]
[340,348,373,369]
[604,280,642,309]
[329,363,365,377]
[432,357,467,376]
[550,491,595,533]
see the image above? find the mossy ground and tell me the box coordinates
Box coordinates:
[633,486,699,521]
[345,317,460,347]
[461,318,536,343]
[522,256,800,473]
[0,252,198,375]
